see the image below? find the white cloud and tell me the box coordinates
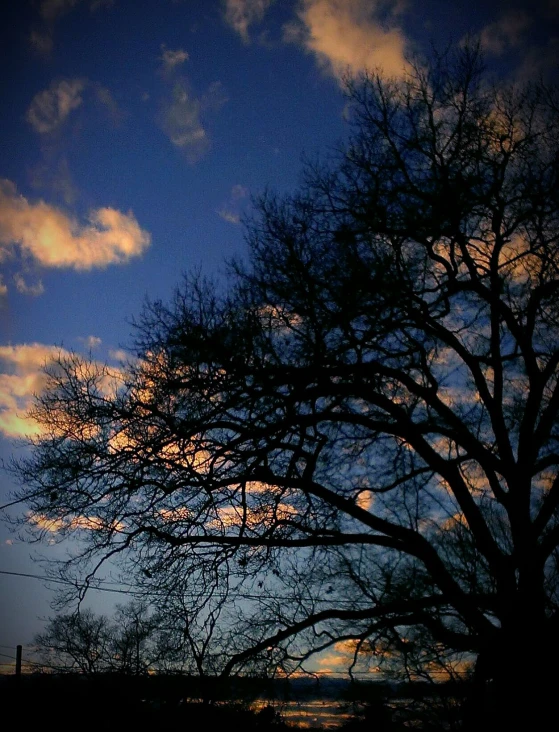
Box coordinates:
[79,335,102,349]
[13,274,45,297]
[109,348,128,362]
[26,79,85,134]
[0,343,67,438]
[223,0,275,43]
[160,45,189,71]
[218,209,241,224]
[285,0,410,81]
[0,179,151,271]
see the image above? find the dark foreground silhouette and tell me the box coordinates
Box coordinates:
[1,673,481,730]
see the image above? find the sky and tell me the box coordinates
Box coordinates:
[0,0,558,672]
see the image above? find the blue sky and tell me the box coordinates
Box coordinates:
[0,0,558,668]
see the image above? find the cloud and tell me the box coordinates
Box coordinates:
[38,0,80,23]
[0,343,67,438]
[159,83,209,161]
[30,157,78,206]
[160,45,189,71]
[223,0,275,43]
[478,11,532,56]
[109,348,128,362]
[93,84,126,125]
[158,80,228,163]
[0,343,123,439]
[0,276,7,297]
[30,0,114,56]
[26,79,85,134]
[0,179,151,271]
[13,274,45,297]
[284,0,410,81]
[79,335,102,349]
[217,184,249,224]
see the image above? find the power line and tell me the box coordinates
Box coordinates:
[0,568,378,606]
[0,569,135,595]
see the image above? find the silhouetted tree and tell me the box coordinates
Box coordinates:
[12,45,559,728]
[110,600,159,675]
[34,609,113,675]
[34,602,159,675]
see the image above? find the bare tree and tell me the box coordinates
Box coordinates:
[11,45,559,727]
[33,602,161,676]
[34,609,113,675]
[110,600,159,675]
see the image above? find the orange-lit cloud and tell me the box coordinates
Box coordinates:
[0,343,123,439]
[26,78,85,134]
[0,343,67,438]
[285,0,411,81]
[0,179,151,271]
[223,0,274,43]
[29,512,125,533]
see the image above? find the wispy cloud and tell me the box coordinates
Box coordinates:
[109,348,128,362]
[78,335,102,349]
[217,184,249,224]
[159,80,227,163]
[160,45,190,71]
[93,84,126,125]
[30,0,114,56]
[30,157,78,206]
[13,274,45,297]
[478,11,532,56]
[26,79,85,134]
[0,179,151,272]
[223,0,275,43]
[284,0,410,81]
[159,83,209,161]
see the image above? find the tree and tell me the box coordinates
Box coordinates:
[110,600,160,675]
[11,46,559,727]
[34,609,113,675]
[33,602,160,675]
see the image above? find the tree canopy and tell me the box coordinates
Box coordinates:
[10,46,559,727]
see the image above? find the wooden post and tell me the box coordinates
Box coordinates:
[15,645,22,677]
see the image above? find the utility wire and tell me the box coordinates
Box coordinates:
[0,568,377,606]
